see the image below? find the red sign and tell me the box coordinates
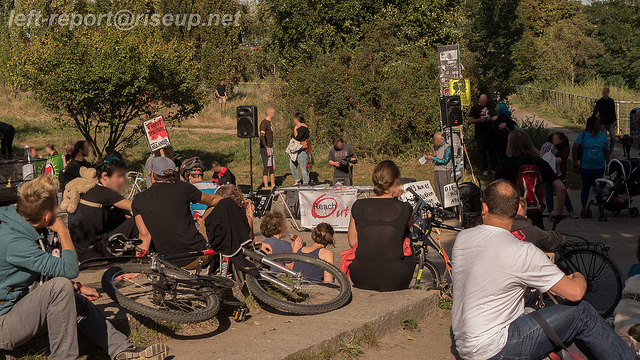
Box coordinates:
[143,116,171,152]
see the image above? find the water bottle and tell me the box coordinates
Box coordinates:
[51,234,61,258]
[220,256,230,277]
[22,145,35,181]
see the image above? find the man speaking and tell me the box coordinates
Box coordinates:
[425,132,453,206]
[328,135,356,186]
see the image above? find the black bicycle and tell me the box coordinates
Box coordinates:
[550,216,623,317]
[99,236,352,324]
[407,189,462,296]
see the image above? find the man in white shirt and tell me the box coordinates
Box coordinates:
[452,179,637,360]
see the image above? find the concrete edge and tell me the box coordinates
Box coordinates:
[283,290,440,359]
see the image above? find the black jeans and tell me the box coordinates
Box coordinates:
[476,136,497,172]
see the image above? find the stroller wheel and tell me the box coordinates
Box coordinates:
[611,209,621,215]
[631,208,639,218]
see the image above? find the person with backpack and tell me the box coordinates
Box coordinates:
[572,116,611,219]
[495,130,566,230]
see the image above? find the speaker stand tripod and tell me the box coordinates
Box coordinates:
[249,137,254,195]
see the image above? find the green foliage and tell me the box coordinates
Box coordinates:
[516,116,550,148]
[10,26,205,157]
[262,0,463,74]
[401,316,421,332]
[586,0,640,90]
[279,21,442,157]
[462,0,523,97]
[338,332,364,358]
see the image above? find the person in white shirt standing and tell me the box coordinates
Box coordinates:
[452,179,637,360]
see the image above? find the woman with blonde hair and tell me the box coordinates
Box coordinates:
[495,130,566,229]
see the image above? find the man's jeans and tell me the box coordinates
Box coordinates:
[0,277,133,360]
[601,123,616,152]
[290,150,310,184]
[487,302,637,360]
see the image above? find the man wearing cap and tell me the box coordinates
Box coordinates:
[180,157,218,220]
[133,157,221,264]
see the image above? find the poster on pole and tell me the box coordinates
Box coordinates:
[438,45,461,97]
[449,79,471,107]
[445,126,465,181]
[443,183,460,208]
[143,116,172,152]
[299,189,358,232]
[399,180,439,208]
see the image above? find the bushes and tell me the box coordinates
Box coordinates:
[277,22,442,157]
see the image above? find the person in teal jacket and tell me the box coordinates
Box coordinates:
[0,175,168,360]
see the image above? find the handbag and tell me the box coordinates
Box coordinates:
[530,311,588,360]
[340,243,357,277]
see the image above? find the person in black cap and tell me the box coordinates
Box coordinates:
[132,157,221,263]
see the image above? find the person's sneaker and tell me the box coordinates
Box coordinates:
[482,171,489,176]
[115,343,169,360]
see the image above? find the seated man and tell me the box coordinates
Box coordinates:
[452,179,636,360]
[211,161,236,186]
[0,175,167,360]
[511,196,564,256]
[133,157,220,264]
[68,157,138,261]
[180,156,218,220]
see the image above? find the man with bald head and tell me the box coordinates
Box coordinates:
[469,94,498,176]
[425,132,453,206]
[260,107,276,189]
[452,179,636,360]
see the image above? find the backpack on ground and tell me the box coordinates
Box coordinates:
[517,164,544,214]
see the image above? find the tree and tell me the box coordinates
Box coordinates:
[536,14,604,85]
[10,27,205,157]
[587,0,640,89]
[462,0,523,97]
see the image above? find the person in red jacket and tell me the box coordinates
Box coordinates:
[211,161,236,185]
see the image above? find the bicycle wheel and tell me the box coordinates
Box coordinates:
[556,248,622,317]
[414,248,441,291]
[102,262,220,323]
[245,253,351,315]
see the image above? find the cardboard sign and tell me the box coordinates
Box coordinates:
[449,79,471,106]
[299,189,358,232]
[443,183,460,208]
[143,116,171,152]
[400,180,439,208]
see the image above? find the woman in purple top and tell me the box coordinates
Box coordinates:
[293,223,335,282]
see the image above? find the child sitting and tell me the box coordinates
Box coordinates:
[293,223,335,283]
[259,211,303,254]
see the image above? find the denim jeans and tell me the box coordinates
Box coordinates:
[487,301,638,360]
[580,167,605,205]
[545,179,573,213]
[290,151,309,184]
[601,123,616,152]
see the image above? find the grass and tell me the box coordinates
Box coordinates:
[438,296,453,311]
[0,86,436,190]
[401,316,420,332]
[338,332,364,359]
[361,324,379,348]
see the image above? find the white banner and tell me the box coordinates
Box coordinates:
[299,189,358,232]
[443,183,460,208]
[400,180,439,208]
[143,116,172,152]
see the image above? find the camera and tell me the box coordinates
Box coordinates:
[339,158,357,167]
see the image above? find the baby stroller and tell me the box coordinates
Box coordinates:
[589,158,640,221]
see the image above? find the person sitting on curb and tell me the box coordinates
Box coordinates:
[0,175,168,360]
[452,179,636,360]
[133,157,221,266]
[293,223,335,283]
[211,161,236,186]
[259,211,303,255]
[180,156,218,221]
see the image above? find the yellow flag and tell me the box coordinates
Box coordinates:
[449,79,471,106]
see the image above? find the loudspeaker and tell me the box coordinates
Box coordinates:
[444,95,463,127]
[237,105,258,138]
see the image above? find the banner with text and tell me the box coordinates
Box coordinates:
[143,116,172,152]
[443,183,460,208]
[299,189,358,232]
[399,180,439,208]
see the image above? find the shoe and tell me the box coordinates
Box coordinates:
[116,343,169,360]
[482,171,489,176]
[293,182,301,187]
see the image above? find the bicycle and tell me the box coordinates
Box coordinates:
[549,216,623,317]
[99,235,352,324]
[407,189,462,296]
[124,171,144,199]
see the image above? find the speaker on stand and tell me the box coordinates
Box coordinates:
[440,95,464,215]
[237,105,259,193]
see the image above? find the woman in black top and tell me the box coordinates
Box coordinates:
[68,157,138,261]
[289,112,310,185]
[348,160,414,291]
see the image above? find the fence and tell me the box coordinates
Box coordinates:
[514,85,640,135]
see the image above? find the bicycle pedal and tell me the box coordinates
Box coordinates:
[234,307,248,322]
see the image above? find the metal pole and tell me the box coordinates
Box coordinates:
[249,137,254,194]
